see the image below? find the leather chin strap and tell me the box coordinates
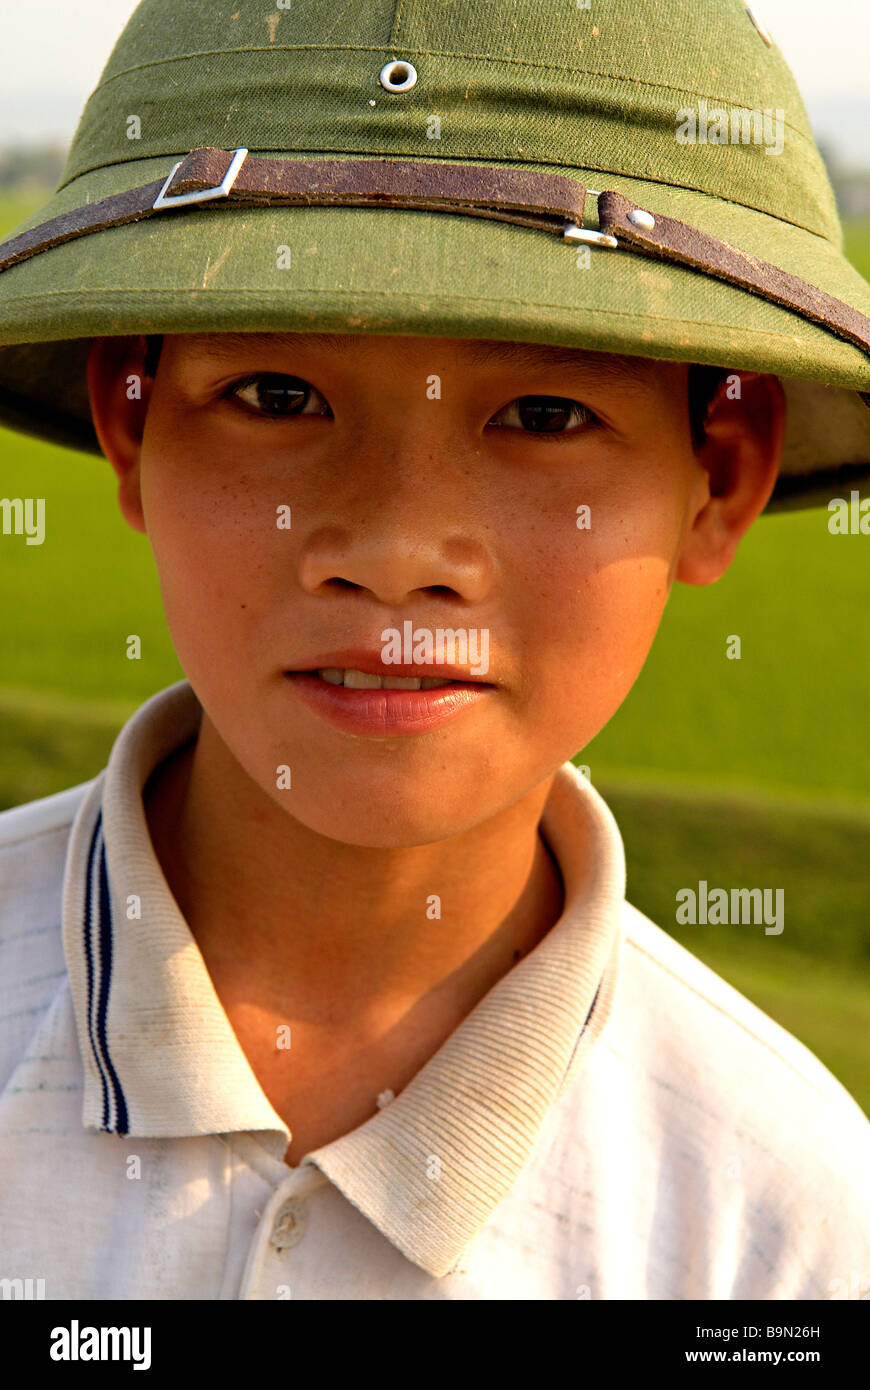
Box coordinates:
[3,145,870,369]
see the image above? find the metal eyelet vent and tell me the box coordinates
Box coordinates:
[379,59,418,92]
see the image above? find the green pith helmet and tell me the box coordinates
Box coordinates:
[0,0,868,511]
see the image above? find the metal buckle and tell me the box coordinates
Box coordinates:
[562,191,618,248]
[563,223,618,248]
[153,147,248,210]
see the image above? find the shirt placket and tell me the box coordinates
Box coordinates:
[239,1160,330,1299]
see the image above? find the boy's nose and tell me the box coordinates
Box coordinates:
[294,519,498,609]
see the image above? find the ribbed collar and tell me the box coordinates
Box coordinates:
[62,680,626,1277]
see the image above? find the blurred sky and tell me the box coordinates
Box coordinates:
[0,0,868,167]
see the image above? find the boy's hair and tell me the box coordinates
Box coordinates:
[140,334,728,453]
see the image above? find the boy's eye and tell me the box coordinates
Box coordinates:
[487,395,599,436]
[224,373,333,417]
[222,376,597,437]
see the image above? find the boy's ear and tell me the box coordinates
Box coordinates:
[676,372,786,586]
[86,335,154,534]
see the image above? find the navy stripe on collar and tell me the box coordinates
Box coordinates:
[560,978,602,1084]
[83,810,129,1135]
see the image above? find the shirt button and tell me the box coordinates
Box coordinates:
[270,1197,307,1252]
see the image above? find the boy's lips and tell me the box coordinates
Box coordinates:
[282,649,495,736]
[284,648,495,685]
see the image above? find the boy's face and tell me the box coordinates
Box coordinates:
[88,331,783,848]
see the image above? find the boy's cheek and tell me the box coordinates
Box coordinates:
[536,552,670,706]
[497,536,670,738]
[142,514,271,681]
[140,460,279,583]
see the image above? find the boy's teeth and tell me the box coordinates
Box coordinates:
[316,668,455,689]
[342,669,383,689]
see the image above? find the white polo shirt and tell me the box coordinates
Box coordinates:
[1,680,868,1300]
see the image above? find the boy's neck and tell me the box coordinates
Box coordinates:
[142,716,571,1043]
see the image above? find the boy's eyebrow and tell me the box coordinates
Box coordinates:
[450,339,655,384]
[188,331,656,385]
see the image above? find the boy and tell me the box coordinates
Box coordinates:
[0,0,869,1300]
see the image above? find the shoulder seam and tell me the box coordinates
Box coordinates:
[622,928,860,1115]
[0,817,78,852]
[0,783,94,852]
